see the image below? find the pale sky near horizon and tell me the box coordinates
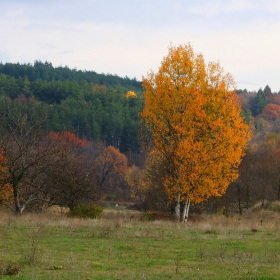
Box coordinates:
[0,0,280,91]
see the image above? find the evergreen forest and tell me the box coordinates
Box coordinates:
[0,61,143,154]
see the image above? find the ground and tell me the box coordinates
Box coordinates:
[0,207,279,279]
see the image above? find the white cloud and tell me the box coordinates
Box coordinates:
[0,0,279,91]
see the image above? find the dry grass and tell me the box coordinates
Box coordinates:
[187,212,280,232]
[1,206,280,231]
[2,206,279,242]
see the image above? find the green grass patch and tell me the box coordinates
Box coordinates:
[0,211,280,279]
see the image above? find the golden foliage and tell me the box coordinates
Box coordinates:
[125,91,137,98]
[141,43,251,204]
[126,152,168,209]
[126,165,146,200]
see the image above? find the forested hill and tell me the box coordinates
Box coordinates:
[0,61,142,89]
[1,61,279,159]
[0,61,144,154]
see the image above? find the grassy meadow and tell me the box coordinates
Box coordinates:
[0,207,280,279]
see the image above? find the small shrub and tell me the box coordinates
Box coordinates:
[204,229,217,234]
[68,204,103,219]
[50,265,64,270]
[23,224,45,264]
[141,211,174,221]
[217,206,226,215]
[154,212,174,220]
[4,264,22,275]
[188,214,204,222]
[141,211,156,221]
[268,202,280,213]
[104,194,116,201]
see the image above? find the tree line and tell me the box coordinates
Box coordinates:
[0,61,141,88]
[1,56,280,218]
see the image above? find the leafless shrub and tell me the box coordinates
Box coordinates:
[174,251,183,274]
[23,223,45,264]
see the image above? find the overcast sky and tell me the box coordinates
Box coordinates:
[0,0,279,91]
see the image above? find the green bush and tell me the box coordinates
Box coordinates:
[68,204,103,219]
[268,202,280,213]
[141,211,156,221]
[141,211,174,221]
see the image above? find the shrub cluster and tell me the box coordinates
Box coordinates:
[141,211,174,221]
[68,204,103,219]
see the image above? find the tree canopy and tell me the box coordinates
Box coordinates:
[141,44,251,220]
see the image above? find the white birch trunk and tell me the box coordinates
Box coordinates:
[182,197,190,222]
[175,166,181,221]
[175,192,181,221]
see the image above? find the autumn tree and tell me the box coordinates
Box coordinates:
[126,151,169,211]
[126,164,145,203]
[262,104,280,121]
[90,145,128,200]
[38,131,96,210]
[0,152,13,205]
[141,44,251,221]
[125,91,137,98]
[222,132,280,214]
[255,133,280,204]
[0,97,52,213]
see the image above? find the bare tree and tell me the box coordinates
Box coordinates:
[0,97,53,213]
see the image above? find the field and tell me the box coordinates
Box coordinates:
[0,208,280,279]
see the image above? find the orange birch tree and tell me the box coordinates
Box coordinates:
[141,44,251,221]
